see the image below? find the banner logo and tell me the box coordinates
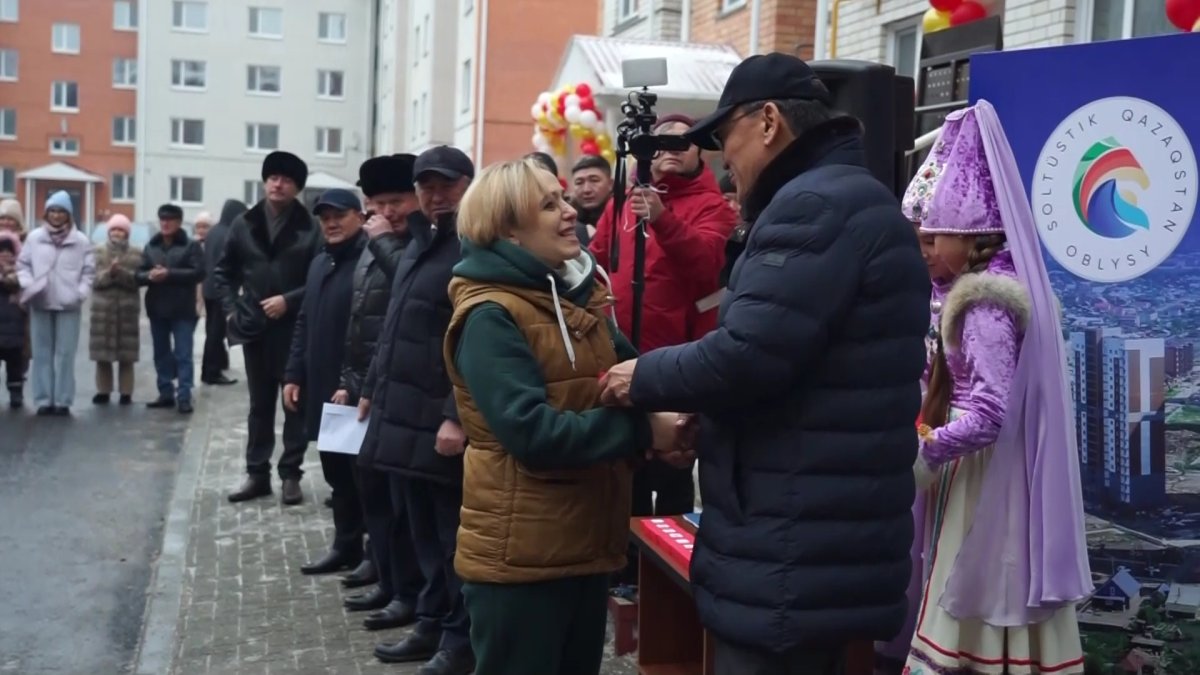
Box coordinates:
[1034,96,1197,283]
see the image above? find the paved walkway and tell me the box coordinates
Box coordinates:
[137,346,638,675]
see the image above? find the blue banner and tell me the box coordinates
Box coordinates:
[970,35,1200,529]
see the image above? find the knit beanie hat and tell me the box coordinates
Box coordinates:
[44,190,75,221]
[0,198,23,234]
[106,213,132,236]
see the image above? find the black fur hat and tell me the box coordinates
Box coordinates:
[261,151,309,190]
[358,154,417,197]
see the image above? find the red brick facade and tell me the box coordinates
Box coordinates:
[687,0,817,59]
[0,0,136,226]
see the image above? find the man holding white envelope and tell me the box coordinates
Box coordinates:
[283,188,369,575]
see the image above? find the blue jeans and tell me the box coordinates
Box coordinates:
[149,317,197,402]
[29,308,82,408]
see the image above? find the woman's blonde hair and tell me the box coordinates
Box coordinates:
[457,159,555,247]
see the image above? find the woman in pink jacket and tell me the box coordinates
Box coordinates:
[16,191,95,415]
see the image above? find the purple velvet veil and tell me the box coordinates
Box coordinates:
[934,101,1092,626]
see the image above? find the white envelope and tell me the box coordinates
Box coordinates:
[316,403,368,455]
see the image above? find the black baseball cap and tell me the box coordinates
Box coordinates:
[414,146,475,182]
[311,188,362,215]
[686,53,832,151]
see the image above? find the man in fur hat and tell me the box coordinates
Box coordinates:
[213,150,320,506]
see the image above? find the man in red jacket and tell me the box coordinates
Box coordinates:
[590,113,736,551]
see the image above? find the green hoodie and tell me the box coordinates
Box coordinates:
[450,239,650,470]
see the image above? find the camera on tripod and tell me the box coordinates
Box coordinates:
[609,57,691,349]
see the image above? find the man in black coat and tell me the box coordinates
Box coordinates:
[357,146,475,675]
[601,54,930,672]
[334,154,427,629]
[282,188,368,576]
[200,199,246,386]
[137,204,205,414]
[213,150,321,506]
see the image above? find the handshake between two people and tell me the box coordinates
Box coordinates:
[600,358,697,470]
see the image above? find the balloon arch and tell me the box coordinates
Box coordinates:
[529,83,616,168]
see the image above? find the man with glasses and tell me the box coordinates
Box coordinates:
[599,54,929,673]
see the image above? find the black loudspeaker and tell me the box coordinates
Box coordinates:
[809,59,915,198]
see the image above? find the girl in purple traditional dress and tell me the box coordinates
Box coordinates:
[897,101,1092,674]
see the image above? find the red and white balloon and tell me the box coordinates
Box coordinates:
[529,82,615,167]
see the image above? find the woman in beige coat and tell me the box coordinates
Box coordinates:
[90,214,142,404]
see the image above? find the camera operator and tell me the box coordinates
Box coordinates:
[589,112,736,579]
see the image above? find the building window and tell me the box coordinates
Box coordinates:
[245,123,279,152]
[170,118,205,148]
[50,137,80,156]
[414,26,421,63]
[618,0,639,21]
[51,81,79,112]
[1087,0,1175,40]
[112,173,135,202]
[0,0,15,22]
[172,1,207,32]
[316,127,343,156]
[247,65,281,94]
[317,69,344,99]
[0,49,15,81]
[423,15,430,55]
[0,167,14,196]
[170,59,206,89]
[318,12,346,42]
[721,0,747,11]
[243,180,264,205]
[888,19,921,80]
[421,93,428,138]
[52,23,81,54]
[112,58,137,88]
[112,115,135,145]
[411,99,418,140]
[464,0,473,13]
[0,108,13,139]
[170,176,204,204]
[460,59,472,114]
[248,7,282,38]
[114,1,137,30]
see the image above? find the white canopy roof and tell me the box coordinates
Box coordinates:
[17,161,104,183]
[306,171,357,191]
[553,35,742,102]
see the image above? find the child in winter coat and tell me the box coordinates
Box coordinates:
[0,230,26,406]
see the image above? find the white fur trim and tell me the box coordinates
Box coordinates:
[914,455,939,492]
[939,272,1031,351]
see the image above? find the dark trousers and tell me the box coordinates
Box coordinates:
[0,346,26,390]
[320,451,364,553]
[201,298,229,380]
[242,338,306,479]
[394,475,470,651]
[149,317,197,403]
[618,461,696,585]
[712,637,845,675]
[463,574,609,675]
[362,466,423,602]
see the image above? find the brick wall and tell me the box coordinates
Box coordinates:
[603,0,684,40]
[688,0,818,56]
[1003,0,1077,48]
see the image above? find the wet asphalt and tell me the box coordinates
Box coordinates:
[0,312,190,674]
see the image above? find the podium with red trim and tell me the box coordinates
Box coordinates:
[624,515,875,675]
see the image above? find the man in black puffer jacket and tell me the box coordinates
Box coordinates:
[601,54,930,672]
[200,199,246,386]
[335,154,427,630]
[138,204,205,414]
[358,146,475,675]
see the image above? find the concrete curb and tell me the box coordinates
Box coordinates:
[131,399,210,675]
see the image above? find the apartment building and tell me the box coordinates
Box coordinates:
[599,0,818,57]
[136,0,374,221]
[375,0,599,165]
[830,0,1178,82]
[0,0,138,228]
